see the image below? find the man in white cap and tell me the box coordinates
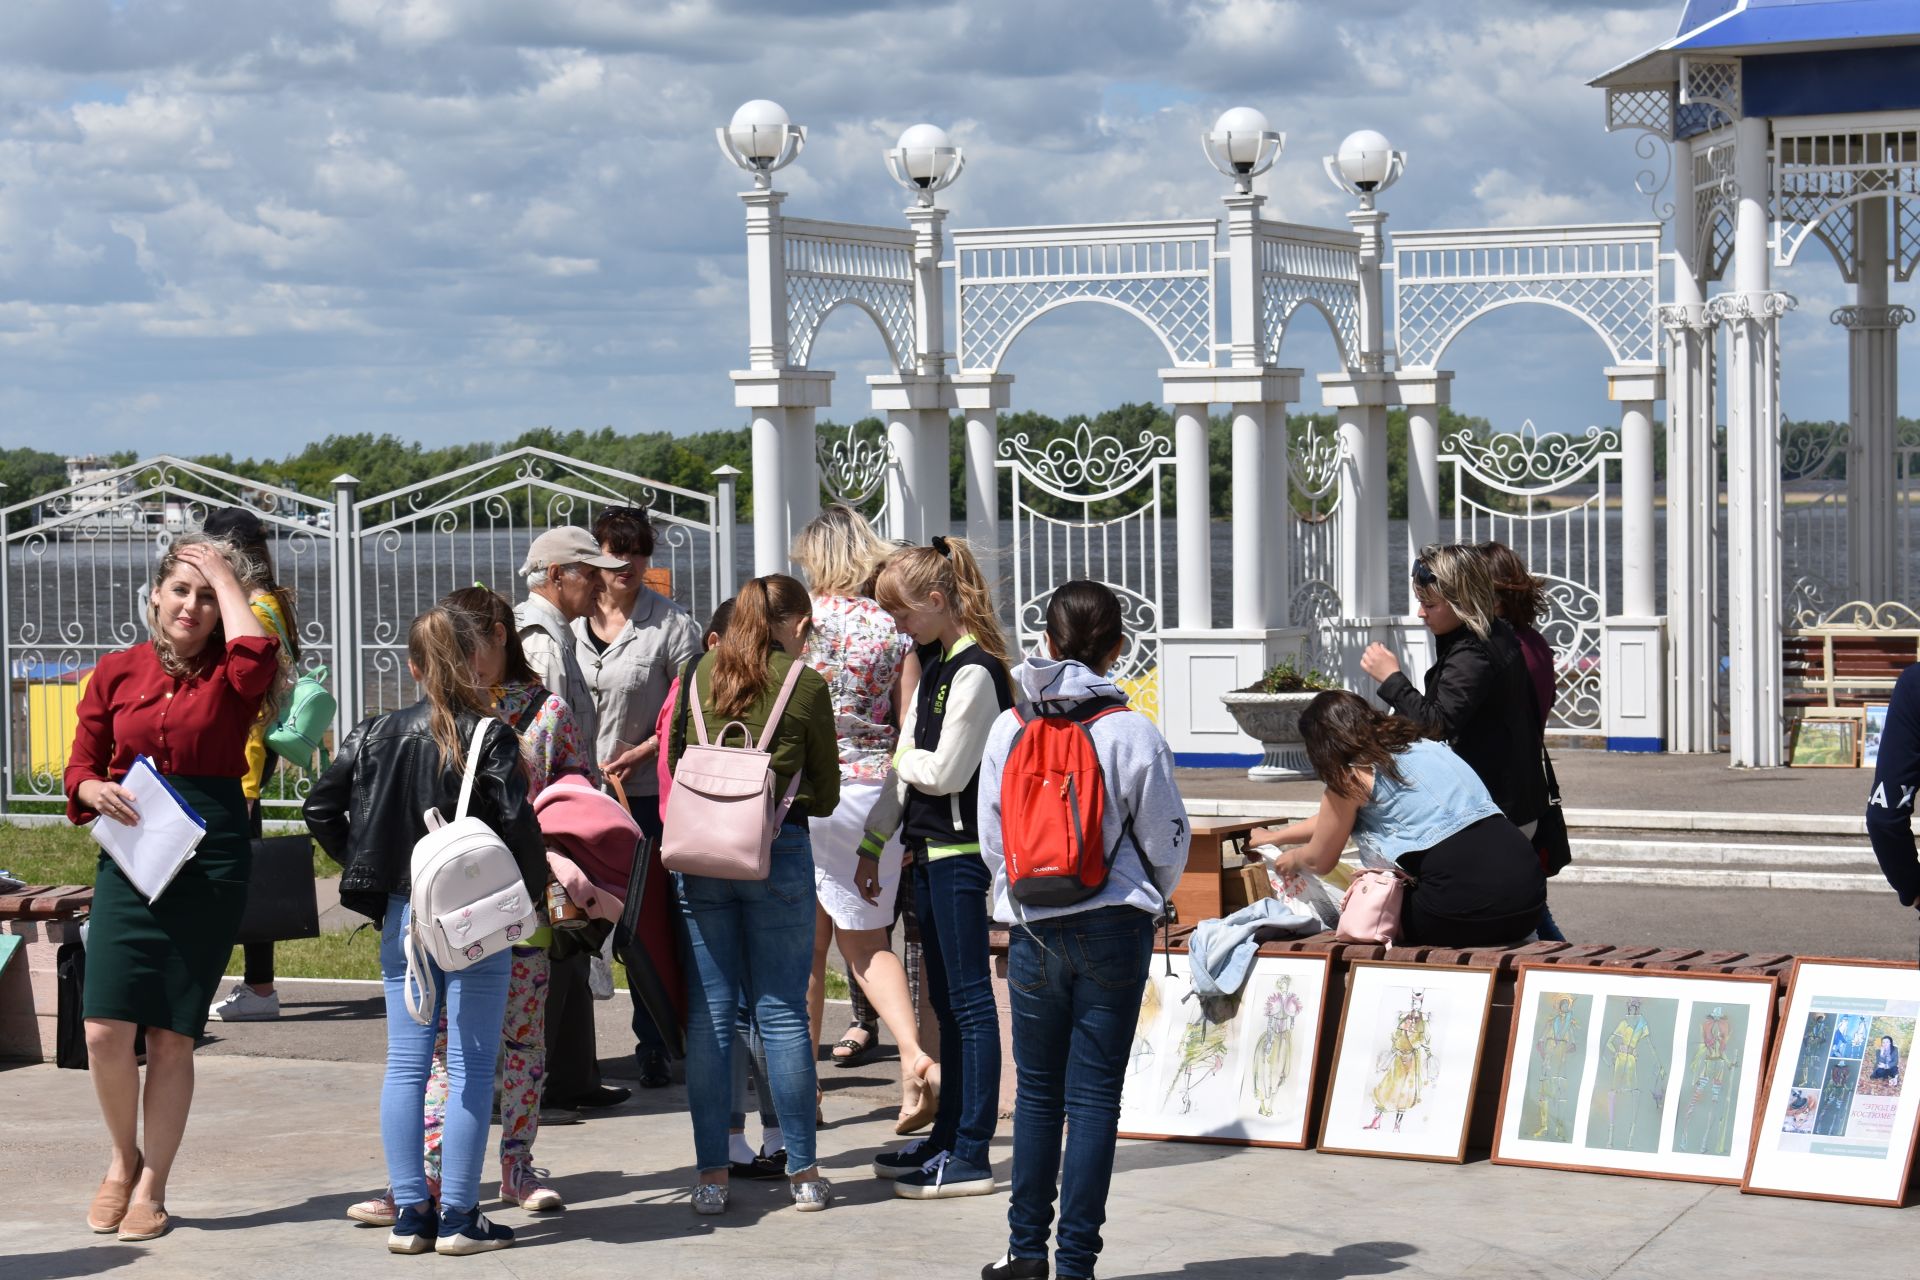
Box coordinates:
[515,525,633,1113]
[514,526,624,778]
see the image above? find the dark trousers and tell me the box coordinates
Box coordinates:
[1007,905,1156,1280]
[1401,817,1547,948]
[243,795,274,986]
[913,850,1001,1170]
[627,791,668,1058]
[544,949,602,1103]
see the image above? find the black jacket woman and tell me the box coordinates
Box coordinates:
[1360,542,1548,831]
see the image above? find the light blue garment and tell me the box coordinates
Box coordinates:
[1186,896,1325,1000]
[675,826,819,1175]
[979,655,1192,925]
[1350,739,1504,867]
[379,895,512,1213]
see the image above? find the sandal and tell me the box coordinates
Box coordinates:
[894,1055,939,1135]
[830,1024,878,1069]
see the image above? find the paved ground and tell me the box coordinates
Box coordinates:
[1178,751,1874,820]
[1,1052,1908,1280]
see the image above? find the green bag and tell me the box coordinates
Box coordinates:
[267,664,337,771]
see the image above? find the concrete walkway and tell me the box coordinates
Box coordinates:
[0,1052,1901,1280]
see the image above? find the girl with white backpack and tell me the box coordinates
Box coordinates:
[305,604,546,1256]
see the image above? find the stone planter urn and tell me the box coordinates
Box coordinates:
[1219,690,1319,782]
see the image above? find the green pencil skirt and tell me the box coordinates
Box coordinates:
[84,775,251,1039]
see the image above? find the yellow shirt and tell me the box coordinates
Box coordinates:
[242,594,294,800]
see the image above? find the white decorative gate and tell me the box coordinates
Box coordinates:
[997,424,1171,724]
[1440,423,1622,733]
[815,419,893,526]
[1288,417,1344,663]
[1,449,732,816]
[2,458,342,813]
[1780,420,1850,626]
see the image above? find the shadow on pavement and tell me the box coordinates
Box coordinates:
[191,1191,378,1231]
[1127,1242,1418,1279]
[3,1243,144,1280]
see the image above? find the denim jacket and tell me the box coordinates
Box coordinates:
[1350,739,1503,868]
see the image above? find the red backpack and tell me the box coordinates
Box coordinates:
[1001,696,1137,907]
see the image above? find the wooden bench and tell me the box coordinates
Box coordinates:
[0,885,92,1062]
[1784,606,1920,710]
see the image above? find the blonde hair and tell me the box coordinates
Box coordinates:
[873,538,1010,668]
[791,504,890,598]
[1417,543,1499,641]
[146,533,292,719]
[710,574,813,719]
[408,604,496,774]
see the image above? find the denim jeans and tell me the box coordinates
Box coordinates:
[379,895,512,1212]
[729,997,776,1132]
[676,824,818,1175]
[914,850,1001,1170]
[1007,906,1156,1279]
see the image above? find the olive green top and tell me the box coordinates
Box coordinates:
[666,648,842,820]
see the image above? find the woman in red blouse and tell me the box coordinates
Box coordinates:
[65,533,280,1243]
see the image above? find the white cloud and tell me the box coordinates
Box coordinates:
[0,0,1901,460]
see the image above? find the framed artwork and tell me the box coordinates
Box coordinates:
[1117,952,1331,1148]
[1744,958,1920,1207]
[1490,964,1775,1184]
[1788,712,1861,768]
[1317,961,1495,1163]
[1863,703,1889,770]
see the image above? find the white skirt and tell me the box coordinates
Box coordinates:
[810,778,903,931]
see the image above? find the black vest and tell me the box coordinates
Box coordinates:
[902,640,1014,851]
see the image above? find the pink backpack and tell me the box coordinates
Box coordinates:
[659,659,806,881]
[1335,868,1408,944]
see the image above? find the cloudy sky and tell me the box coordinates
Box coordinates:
[0,0,1910,463]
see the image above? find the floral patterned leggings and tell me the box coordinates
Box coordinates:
[424,944,549,1179]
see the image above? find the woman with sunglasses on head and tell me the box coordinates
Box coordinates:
[576,505,702,1090]
[1358,544,1549,857]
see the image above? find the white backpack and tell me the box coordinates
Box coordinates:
[403,716,536,1025]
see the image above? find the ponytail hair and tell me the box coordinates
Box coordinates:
[408,604,495,774]
[1044,580,1125,669]
[710,574,813,719]
[874,537,1010,669]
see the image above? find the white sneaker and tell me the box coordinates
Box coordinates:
[210,985,280,1021]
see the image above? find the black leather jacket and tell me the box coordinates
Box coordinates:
[1376,619,1549,828]
[304,702,546,925]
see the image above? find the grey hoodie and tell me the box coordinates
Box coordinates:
[978,654,1191,925]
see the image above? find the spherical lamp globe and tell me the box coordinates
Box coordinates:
[1213,106,1271,173]
[1335,129,1395,192]
[729,100,791,162]
[896,123,953,185]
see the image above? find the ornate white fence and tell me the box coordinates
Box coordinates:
[1439,423,1621,733]
[1780,421,1850,627]
[1288,417,1344,667]
[997,424,1172,724]
[1,448,732,815]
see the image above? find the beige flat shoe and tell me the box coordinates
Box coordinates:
[118,1200,170,1242]
[894,1061,940,1135]
[87,1152,143,1233]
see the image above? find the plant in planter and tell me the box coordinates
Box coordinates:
[1219,657,1340,782]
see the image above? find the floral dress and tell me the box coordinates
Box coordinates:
[805,594,913,785]
[424,682,589,1178]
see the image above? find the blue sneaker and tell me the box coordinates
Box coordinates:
[871,1139,942,1179]
[386,1200,438,1255]
[434,1205,514,1255]
[891,1151,995,1199]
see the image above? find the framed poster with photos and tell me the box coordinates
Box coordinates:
[1317,961,1495,1163]
[1490,964,1776,1184]
[1744,958,1920,1206]
[1116,952,1332,1148]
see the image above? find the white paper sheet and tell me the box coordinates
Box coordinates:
[88,756,207,903]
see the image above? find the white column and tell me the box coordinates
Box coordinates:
[1264,400,1291,629]
[1398,372,1451,614]
[1841,196,1906,605]
[1171,402,1213,630]
[1607,366,1663,620]
[329,473,362,728]
[750,407,788,577]
[1230,402,1268,629]
[916,409,952,541]
[1660,147,1716,752]
[740,189,789,370]
[783,405,820,556]
[955,374,1011,578]
[1722,114,1790,768]
[885,410,918,545]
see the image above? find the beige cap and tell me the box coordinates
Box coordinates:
[520,526,626,575]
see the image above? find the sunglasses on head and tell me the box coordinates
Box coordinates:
[1411,560,1437,588]
[601,505,649,522]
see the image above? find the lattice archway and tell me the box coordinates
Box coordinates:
[1391,224,1663,373]
[782,216,915,371]
[952,221,1216,374]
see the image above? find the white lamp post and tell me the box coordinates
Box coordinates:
[715,99,805,188]
[1322,128,1404,210]
[1202,107,1283,194]
[884,123,965,207]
